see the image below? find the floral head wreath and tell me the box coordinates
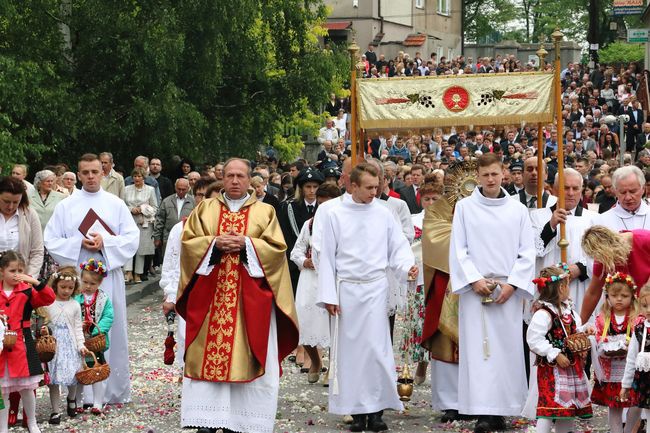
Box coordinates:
[532,262,570,290]
[79,258,107,278]
[604,272,637,295]
[52,271,77,282]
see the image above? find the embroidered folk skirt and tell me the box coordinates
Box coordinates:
[536,363,593,419]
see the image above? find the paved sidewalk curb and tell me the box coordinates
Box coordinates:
[126,276,162,306]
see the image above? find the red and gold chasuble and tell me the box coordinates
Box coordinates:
[177,194,299,383]
[202,207,249,380]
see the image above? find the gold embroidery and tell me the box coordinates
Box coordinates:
[201,209,248,381]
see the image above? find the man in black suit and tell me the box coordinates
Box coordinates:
[278,167,324,292]
[626,99,644,155]
[399,164,424,214]
[149,157,173,199]
[594,174,617,213]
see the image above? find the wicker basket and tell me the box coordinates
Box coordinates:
[565,332,591,355]
[75,352,110,385]
[84,322,106,353]
[2,330,17,350]
[36,327,57,363]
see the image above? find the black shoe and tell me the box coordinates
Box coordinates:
[66,399,77,417]
[440,409,459,423]
[349,414,367,432]
[49,413,61,425]
[474,416,492,433]
[489,416,506,431]
[367,411,388,432]
[196,429,216,433]
[141,274,149,281]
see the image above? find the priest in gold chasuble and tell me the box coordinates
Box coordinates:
[420,160,478,423]
[176,158,298,433]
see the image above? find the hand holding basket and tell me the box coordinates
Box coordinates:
[36,327,57,362]
[75,352,110,385]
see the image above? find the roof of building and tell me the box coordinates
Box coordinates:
[403,33,427,47]
[324,21,353,31]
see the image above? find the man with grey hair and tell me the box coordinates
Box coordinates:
[596,165,649,230]
[187,171,201,190]
[383,160,404,192]
[153,178,194,257]
[124,155,161,203]
[529,168,597,320]
[99,152,125,199]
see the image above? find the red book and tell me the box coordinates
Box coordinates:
[77,209,115,238]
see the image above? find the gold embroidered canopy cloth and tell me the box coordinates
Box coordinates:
[357,72,555,130]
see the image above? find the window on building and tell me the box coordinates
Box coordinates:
[437,0,450,15]
[436,46,443,61]
[415,0,425,8]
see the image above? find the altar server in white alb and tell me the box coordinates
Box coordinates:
[449,153,536,433]
[317,163,417,433]
[44,153,139,404]
[529,168,597,321]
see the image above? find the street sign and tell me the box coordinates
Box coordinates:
[628,28,649,42]
[613,0,644,15]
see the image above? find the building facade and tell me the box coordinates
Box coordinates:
[323,0,462,62]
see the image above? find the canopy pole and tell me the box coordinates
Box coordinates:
[536,43,548,209]
[347,40,361,167]
[552,28,568,263]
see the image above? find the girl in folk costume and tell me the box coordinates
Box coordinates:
[592,272,641,433]
[42,266,88,425]
[0,250,55,433]
[402,183,442,385]
[621,282,650,420]
[73,258,114,415]
[289,183,339,384]
[526,264,594,433]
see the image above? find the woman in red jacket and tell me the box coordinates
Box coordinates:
[0,250,55,433]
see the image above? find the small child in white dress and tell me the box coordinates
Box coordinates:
[290,184,340,384]
[43,266,87,424]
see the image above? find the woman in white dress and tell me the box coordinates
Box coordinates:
[290,183,341,384]
[123,167,157,283]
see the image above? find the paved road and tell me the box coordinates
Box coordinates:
[30,293,609,432]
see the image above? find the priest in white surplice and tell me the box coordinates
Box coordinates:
[44,153,139,404]
[449,153,536,433]
[595,165,650,231]
[317,163,417,433]
[529,168,596,321]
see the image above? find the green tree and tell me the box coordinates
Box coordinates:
[598,41,645,64]
[0,0,346,172]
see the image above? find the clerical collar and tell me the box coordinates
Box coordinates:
[224,193,250,212]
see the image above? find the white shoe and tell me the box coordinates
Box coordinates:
[343,415,354,424]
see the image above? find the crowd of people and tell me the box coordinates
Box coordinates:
[0,50,649,433]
